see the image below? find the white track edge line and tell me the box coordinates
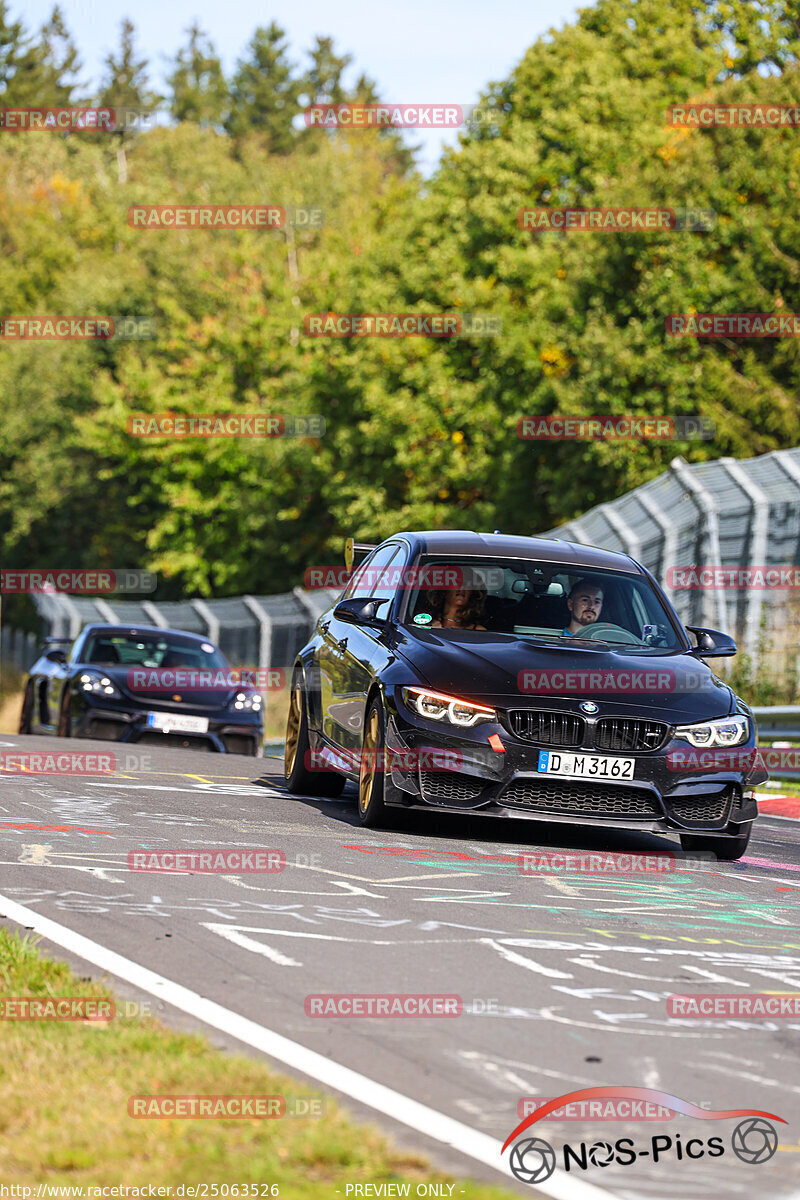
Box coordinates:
[0,893,623,1200]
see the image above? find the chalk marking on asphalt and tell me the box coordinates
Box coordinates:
[680,964,744,985]
[550,877,579,898]
[0,892,622,1200]
[482,939,573,979]
[331,881,386,898]
[209,925,301,966]
[204,924,395,945]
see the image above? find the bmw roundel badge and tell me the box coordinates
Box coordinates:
[580,701,599,714]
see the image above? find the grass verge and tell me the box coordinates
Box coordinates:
[0,930,522,1197]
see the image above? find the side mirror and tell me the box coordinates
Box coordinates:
[333,597,383,626]
[686,625,737,658]
[45,648,67,664]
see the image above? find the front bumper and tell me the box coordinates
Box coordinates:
[71,697,263,755]
[380,692,763,836]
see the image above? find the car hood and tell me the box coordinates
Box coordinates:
[75,663,247,708]
[393,630,736,722]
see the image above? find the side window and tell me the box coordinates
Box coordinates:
[343,543,398,601]
[367,544,407,617]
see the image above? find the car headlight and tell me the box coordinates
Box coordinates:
[402,687,496,727]
[78,671,122,699]
[674,714,750,748]
[230,691,262,713]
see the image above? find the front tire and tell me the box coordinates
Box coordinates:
[18,683,34,734]
[358,696,389,828]
[680,823,751,861]
[284,672,345,797]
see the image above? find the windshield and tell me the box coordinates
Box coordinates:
[81,633,229,669]
[402,556,683,650]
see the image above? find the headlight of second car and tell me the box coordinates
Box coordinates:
[674,714,750,748]
[230,691,263,714]
[402,687,496,727]
[78,671,122,699]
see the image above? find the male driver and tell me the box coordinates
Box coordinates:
[563,578,604,636]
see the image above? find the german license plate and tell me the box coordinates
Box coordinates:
[537,750,634,779]
[146,711,209,734]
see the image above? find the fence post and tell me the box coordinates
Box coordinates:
[242,596,273,724]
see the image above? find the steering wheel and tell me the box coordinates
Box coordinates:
[574,622,644,646]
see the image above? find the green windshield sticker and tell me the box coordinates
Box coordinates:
[414,612,433,625]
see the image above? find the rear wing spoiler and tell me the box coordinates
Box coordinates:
[344,538,377,574]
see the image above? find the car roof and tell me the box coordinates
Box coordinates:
[389,530,642,574]
[78,623,213,644]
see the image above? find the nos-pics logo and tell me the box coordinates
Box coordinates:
[502,1087,784,1184]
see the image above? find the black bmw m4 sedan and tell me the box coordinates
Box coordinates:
[285,531,766,858]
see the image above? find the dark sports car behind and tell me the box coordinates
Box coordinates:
[19,623,264,755]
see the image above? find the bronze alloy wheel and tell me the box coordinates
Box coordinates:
[359,706,380,815]
[284,673,345,797]
[285,682,302,777]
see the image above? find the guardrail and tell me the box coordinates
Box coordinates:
[752,706,800,784]
[752,706,800,741]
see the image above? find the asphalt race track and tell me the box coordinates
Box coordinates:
[1,734,799,1199]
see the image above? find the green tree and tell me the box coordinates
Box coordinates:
[225,22,300,151]
[301,35,351,107]
[39,5,81,104]
[167,22,227,126]
[97,18,158,113]
[0,2,79,107]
